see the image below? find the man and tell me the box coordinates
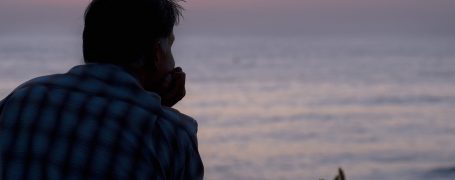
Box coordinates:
[0,0,204,179]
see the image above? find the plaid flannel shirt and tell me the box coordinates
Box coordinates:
[0,63,204,179]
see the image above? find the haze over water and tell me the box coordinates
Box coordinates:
[1,0,455,179]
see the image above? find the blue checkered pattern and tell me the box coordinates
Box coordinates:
[0,64,203,179]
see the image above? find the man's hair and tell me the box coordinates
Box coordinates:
[83,0,183,65]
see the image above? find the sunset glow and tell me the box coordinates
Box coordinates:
[1,0,454,36]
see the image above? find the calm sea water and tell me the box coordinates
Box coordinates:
[1,34,455,180]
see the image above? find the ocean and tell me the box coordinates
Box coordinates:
[1,34,454,180]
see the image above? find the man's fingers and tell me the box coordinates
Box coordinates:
[173,67,183,73]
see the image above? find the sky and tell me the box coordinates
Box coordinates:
[0,0,454,36]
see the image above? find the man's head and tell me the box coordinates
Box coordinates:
[83,0,182,66]
[83,0,186,107]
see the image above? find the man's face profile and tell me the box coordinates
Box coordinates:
[144,32,185,107]
[152,32,176,82]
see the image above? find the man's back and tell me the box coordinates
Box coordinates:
[0,64,203,179]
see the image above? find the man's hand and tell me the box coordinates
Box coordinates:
[159,67,186,107]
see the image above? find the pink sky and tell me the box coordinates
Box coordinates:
[0,0,454,35]
[7,0,454,11]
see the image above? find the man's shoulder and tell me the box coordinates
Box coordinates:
[1,65,198,136]
[0,73,64,110]
[6,64,154,108]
